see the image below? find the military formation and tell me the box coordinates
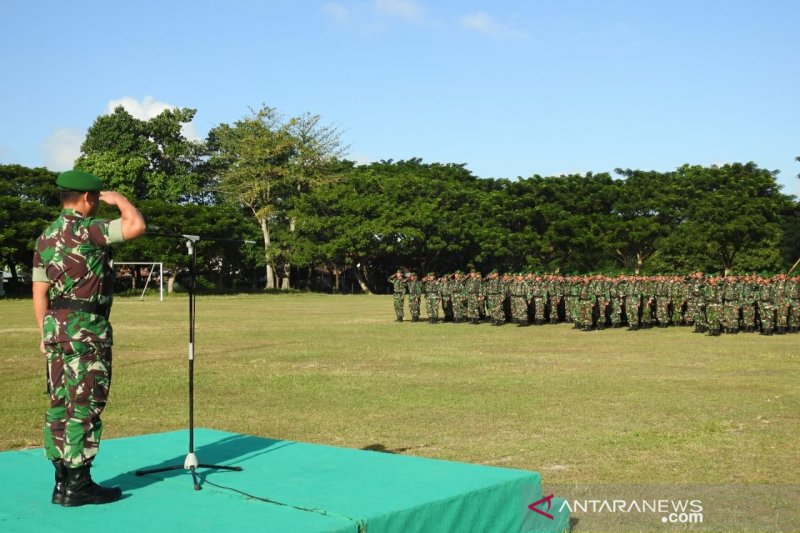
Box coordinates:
[387,270,800,336]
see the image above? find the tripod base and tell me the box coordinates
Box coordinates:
[135,452,243,491]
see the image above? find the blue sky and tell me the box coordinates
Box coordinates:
[1,0,798,196]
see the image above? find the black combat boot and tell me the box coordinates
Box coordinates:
[52,460,67,505]
[62,465,122,507]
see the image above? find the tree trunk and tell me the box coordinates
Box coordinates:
[636,251,643,275]
[354,264,371,294]
[280,263,290,290]
[260,216,275,289]
[333,267,341,293]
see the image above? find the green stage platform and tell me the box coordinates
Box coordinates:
[0,429,568,532]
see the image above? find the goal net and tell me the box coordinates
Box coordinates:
[114,262,164,301]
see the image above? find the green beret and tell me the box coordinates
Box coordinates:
[56,170,103,192]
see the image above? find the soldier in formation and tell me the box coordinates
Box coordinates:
[388,270,800,336]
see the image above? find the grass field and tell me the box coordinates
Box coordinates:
[3,293,798,525]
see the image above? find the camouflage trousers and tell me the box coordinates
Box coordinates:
[392,293,404,320]
[487,294,505,322]
[741,302,757,329]
[409,296,421,320]
[564,296,577,321]
[789,302,800,329]
[626,297,641,326]
[758,302,775,330]
[611,298,624,325]
[685,299,699,325]
[453,296,467,321]
[578,299,594,326]
[775,302,790,328]
[596,298,609,326]
[531,297,545,322]
[691,301,706,327]
[467,295,481,320]
[510,295,528,323]
[671,299,684,324]
[722,302,740,331]
[642,300,655,326]
[549,296,561,322]
[441,297,453,321]
[45,342,112,468]
[705,303,722,332]
[425,294,440,320]
[655,298,670,325]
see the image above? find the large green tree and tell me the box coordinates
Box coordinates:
[0,165,59,293]
[650,163,791,273]
[208,105,344,289]
[77,106,210,203]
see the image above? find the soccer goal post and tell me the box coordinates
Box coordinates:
[115,262,164,301]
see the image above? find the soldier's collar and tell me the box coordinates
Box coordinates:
[61,208,87,218]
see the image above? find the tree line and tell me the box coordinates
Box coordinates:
[1,104,799,295]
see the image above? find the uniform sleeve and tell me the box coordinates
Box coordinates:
[31,240,50,282]
[87,218,125,246]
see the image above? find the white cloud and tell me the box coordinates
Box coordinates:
[323,2,349,24]
[350,151,375,166]
[41,129,84,171]
[375,0,425,21]
[322,0,428,28]
[461,11,527,40]
[107,96,201,141]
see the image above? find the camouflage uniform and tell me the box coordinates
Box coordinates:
[685,273,703,328]
[439,275,454,322]
[592,276,610,329]
[529,276,547,325]
[578,278,595,330]
[773,275,790,333]
[740,276,758,332]
[788,277,800,333]
[654,276,671,327]
[756,279,775,334]
[509,274,530,325]
[721,277,741,333]
[406,274,422,321]
[388,272,406,321]
[641,277,656,328]
[565,277,580,323]
[625,277,642,330]
[609,277,625,327]
[670,276,687,325]
[704,278,723,336]
[33,208,124,468]
[547,275,563,324]
[423,274,440,323]
[484,272,506,325]
[452,272,468,323]
[466,272,483,324]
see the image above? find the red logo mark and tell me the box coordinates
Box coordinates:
[528,494,555,520]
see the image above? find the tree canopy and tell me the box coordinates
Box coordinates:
[1,104,797,295]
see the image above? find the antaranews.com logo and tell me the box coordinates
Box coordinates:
[529,496,703,525]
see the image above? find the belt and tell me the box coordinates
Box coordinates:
[50,299,110,317]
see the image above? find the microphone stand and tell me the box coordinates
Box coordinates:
[135,231,254,490]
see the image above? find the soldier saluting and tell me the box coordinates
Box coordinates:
[32,170,146,506]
